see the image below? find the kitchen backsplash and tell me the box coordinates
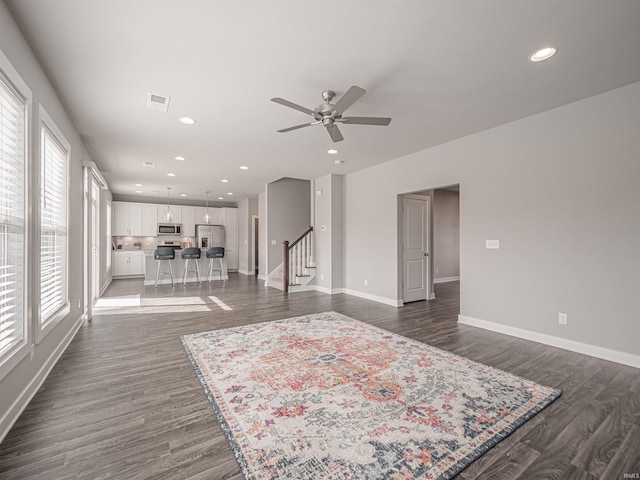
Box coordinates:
[114,236,195,251]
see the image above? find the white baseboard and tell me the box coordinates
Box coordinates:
[342,288,403,307]
[434,276,460,284]
[238,269,253,276]
[99,276,112,296]
[458,314,640,369]
[288,285,401,307]
[292,285,344,295]
[310,285,342,295]
[0,314,85,443]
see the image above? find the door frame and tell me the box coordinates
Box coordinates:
[251,215,259,276]
[91,180,100,307]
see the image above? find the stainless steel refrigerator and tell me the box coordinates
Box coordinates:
[196,224,225,250]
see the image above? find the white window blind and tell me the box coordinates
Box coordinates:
[40,124,68,324]
[0,74,27,359]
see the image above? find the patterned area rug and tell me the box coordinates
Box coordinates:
[181,312,561,479]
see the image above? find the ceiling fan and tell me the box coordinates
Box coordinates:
[271,86,391,143]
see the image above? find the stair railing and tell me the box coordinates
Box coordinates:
[283,226,313,293]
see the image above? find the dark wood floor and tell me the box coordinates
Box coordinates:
[0,275,638,480]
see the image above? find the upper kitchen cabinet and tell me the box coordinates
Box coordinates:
[195,207,222,225]
[113,202,143,236]
[181,207,196,237]
[157,205,182,224]
[222,207,238,232]
[141,204,158,237]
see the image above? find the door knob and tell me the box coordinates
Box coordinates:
[424,252,429,256]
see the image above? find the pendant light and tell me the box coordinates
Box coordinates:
[164,187,173,222]
[204,190,211,224]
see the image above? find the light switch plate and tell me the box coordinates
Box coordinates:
[486,240,500,249]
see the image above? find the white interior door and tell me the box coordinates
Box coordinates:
[402,195,429,302]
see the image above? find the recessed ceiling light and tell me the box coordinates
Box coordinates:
[178,117,196,125]
[167,173,176,177]
[174,156,185,161]
[218,197,224,200]
[221,179,229,183]
[135,190,142,193]
[240,166,249,170]
[529,46,558,62]
[134,183,142,187]
[180,193,187,197]
[327,149,338,155]
[227,192,233,196]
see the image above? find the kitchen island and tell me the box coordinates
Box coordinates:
[143,249,228,286]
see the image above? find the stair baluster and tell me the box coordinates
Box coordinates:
[283,226,314,293]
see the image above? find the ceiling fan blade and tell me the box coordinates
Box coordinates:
[341,116,392,126]
[271,97,315,116]
[333,86,366,115]
[277,122,315,133]
[326,124,344,143]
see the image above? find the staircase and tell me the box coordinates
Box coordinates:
[283,226,316,293]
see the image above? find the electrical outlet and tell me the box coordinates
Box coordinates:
[435,268,439,274]
[364,279,368,286]
[77,299,81,308]
[558,313,568,325]
[320,274,324,280]
[271,240,276,246]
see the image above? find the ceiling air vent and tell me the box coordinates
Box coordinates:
[143,161,155,167]
[146,92,170,112]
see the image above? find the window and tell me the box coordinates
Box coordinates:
[106,202,111,270]
[0,53,29,376]
[39,108,69,334]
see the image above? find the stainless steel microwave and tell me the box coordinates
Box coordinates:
[157,223,182,236]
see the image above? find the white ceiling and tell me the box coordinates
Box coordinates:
[6,0,640,204]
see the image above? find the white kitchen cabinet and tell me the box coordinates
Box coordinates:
[222,208,239,271]
[222,207,238,232]
[142,204,158,236]
[112,251,145,277]
[195,207,222,225]
[157,204,182,224]
[181,207,196,237]
[113,202,143,236]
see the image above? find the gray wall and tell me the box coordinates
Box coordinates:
[0,1,107,434]
[312,174,344,291]
[266,178,311,273]
[344,81,640,356]
[433,189,460,280]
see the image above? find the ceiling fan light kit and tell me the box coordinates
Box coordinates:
[271,85,392,143]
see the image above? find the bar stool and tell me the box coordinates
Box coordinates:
[154,247,175,287]
[181,247,202,285]
[206,247,225,283]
